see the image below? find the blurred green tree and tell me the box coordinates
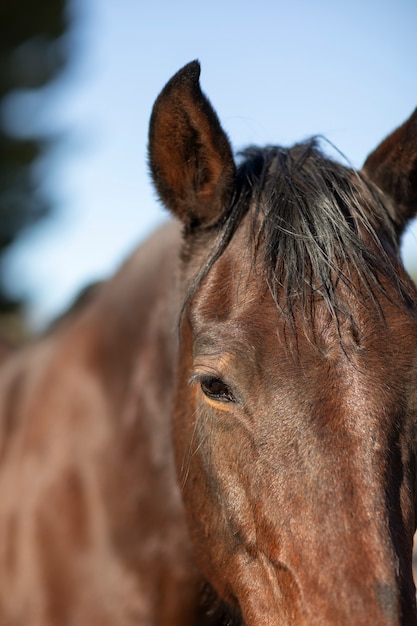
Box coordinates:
[0,0,71,344]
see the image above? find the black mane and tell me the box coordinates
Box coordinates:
[191,139,408,324]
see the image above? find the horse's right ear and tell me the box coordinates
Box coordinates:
[148,61,236,229]
[362,108,417,236]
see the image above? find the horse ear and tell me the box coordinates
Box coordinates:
[362,108,417,235]
[148,61,236,228]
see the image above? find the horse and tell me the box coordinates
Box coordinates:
[0,60,416,625]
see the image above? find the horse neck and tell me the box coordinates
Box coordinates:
[88,221,182,415]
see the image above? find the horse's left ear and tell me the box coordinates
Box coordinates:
[362,108,417,235]
[148,61,236,229]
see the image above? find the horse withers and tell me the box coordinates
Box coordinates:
[1,61,417,625]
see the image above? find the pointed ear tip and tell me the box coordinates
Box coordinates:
[184,59,201,77]
[409,106,417,129]
[169,60,201,89]
[397,106,417,138]
[149,61,202,134]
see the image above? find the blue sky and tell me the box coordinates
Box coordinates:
[5,0,417,329]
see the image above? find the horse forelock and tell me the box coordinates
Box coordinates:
[186,140,414,330]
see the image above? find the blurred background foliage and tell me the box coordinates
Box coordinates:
[0,0,71,347]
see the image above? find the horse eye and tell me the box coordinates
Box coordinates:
[200,376,236,403]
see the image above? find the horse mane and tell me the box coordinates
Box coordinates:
[188,139,409,325]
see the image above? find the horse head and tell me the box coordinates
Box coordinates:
[149,61,417,625]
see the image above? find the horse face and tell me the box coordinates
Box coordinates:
[149,62,417,624]
[176,227,417,625]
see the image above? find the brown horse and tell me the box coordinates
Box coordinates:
[0,61,417,625]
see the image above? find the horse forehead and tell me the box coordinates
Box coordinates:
[195,222,417,320]
[190,256,272,344]
[191,245,350,353]
[191,249,417,400]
